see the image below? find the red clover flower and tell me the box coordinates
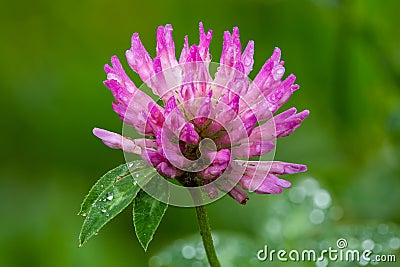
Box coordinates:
[93,22,309,204]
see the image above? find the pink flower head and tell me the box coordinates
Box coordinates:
[94,22,309,204]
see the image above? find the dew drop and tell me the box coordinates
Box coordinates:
[135,55,144,67]
[309,209,324,224]
[272,66,285,81]
[244,56,252,66]
[389,237,400,250]
[148,256,163,267]
[361,239,375,250]
[359,257,369,266]
[195,246,205,260]
[300,177,319,196]
[101,209,107,213]
[181,245,196,259]
[106,193,114,201]
[268,93,278,103]
[315,257,328,267]
[313,189,331,209]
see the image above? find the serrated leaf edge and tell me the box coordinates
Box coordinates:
[78,162,157,247]
[78,161,146,216]
[133,189,169,251]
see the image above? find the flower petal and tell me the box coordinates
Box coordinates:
[179,36,190,64]
[194,90,213,126]
[93,128,142,154]
[269,161,308,175]
[241,40,254,75]
[198,22,213,61]
[126,33,154,83]
[238,174,289,194]
[216,180,248,204]
[180,122,200,145]
[156,24,178,69]
[157,162,183,178]
[248,108,309,143]
[202,181,219,199]
[231,141,275,158]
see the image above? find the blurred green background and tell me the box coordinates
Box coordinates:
[1,0,399,266]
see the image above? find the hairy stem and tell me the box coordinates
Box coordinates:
[190,189,221,267]
[195,205,221,266]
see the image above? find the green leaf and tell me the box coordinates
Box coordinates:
[78,161,157,247]
[133,178,169,251]
[79,161,148,216]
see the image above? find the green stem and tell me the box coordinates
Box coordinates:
[195,205,220,267]
[179,175,220,266]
